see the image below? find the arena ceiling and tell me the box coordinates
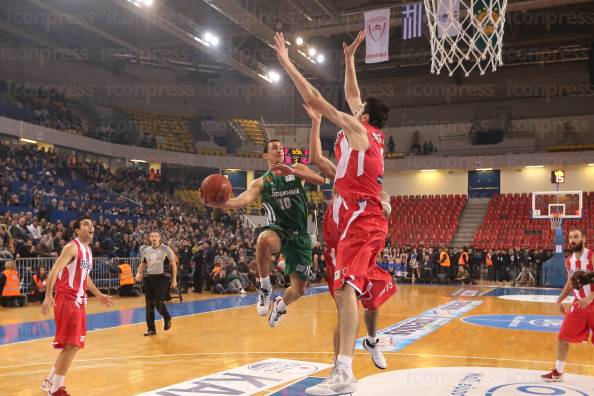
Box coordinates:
[0,0,592,83]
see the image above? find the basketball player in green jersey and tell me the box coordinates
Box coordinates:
[203,139,324,327]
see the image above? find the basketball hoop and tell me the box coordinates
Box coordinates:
[423,0,508,77]
[550,213,563,230]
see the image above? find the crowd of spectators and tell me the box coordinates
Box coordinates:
[377,243,553,286]
[0,141,297,301]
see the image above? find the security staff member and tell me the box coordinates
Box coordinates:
[108,258,140,297]
[135,231,177,336]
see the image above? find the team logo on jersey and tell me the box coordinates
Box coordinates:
[377,176,384,185]
[80,259,92,270]
[285,174,295,182]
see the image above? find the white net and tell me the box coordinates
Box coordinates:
[550,214,563,230]
[423,0,508,77]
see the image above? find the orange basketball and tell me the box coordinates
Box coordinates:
[200,174,232,205]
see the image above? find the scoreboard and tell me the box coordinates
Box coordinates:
[551,169,565,184]
[283,147,309,165]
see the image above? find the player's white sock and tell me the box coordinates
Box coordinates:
[366,335,378,345]
[336,354,353,369]
[277,298,287,312]
[47,367,56,380]
[260,276,272,291]
[51,375,65,393]
[555,360,565,373]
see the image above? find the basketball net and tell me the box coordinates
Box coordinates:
[550,213,563,230]
[423,0,508,76]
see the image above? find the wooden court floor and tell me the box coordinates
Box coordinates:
[1,284,593,395]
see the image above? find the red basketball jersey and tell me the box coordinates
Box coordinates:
[55,239,93,305]
[565,248,594,300]
[333,122,384,203]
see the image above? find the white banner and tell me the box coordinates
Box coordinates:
[136,358,332,396]
[437,0,461,38]
[365,8,390,64]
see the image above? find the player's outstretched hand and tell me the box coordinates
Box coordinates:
[271,163,293,176]
[273,32,290,66]
[343,30,365,58]
[98,293,114,308]
[41,296,54,315]
[303,104,321,123]
[557,302,566,315]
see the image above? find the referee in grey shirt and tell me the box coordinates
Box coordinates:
[135,230,177,336]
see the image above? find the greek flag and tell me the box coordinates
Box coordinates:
[402,2,423,40]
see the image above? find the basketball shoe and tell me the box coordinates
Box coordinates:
[256,287,272,316]
[40,378,52,392]
[305,365,357,395]
[542,368,564,382]
[49,386,70,396]
[363,338,387,369]
[268,296,286,327]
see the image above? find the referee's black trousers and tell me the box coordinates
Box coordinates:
[144,274,171,332]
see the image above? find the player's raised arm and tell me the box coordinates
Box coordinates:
[273,32,369,151]
[41,243,77,315]
[343,30,365,115]
[304,104,336,179]
[206,177,263,210]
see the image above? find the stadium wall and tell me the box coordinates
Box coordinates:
[384,165,594,196]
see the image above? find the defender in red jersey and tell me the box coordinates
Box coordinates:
[275,30,393,395]
[542,229,594,383]
[308,103,395,372]
[40,217,113,396]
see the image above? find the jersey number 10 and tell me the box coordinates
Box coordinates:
[277,197,292,210]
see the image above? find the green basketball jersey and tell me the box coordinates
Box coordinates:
[261,170,309,233]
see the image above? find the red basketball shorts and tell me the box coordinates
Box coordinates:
[323,200,396,310]
[558,300,594,344]
[53,294,87,349]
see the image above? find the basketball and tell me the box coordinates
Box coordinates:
[200,174,232,205]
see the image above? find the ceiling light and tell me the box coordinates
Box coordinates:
[316,54,325,63]
[142,0,154,6]
[296,37,304,46]
[476,168,493,171]
[20,138,37,144]
[131,159,147,163]
[525,165,544,168]
[308,47,316,56]
[202,31,220,47]
[420,169,437,172]
[268,71,280,83]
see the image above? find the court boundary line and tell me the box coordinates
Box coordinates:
[2,351,593,371]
